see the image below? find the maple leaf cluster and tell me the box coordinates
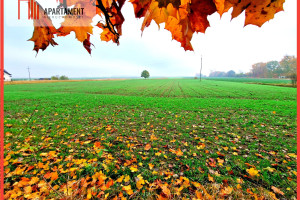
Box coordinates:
[30,0,285,53]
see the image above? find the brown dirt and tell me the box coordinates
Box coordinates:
[4,79,127,85]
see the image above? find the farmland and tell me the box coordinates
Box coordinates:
[207,78,293,87]
[3,79,297,199]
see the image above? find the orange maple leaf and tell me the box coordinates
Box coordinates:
[44,172,52,179]
[29,3,57,53]
[51,171,59,181]
[29,0,285,53]
[94,141,102,148]
[144,143,151,151]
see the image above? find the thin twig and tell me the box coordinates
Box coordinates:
[19,104,39,135]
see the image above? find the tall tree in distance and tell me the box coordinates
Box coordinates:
[251,62,268,78]
[279,56,296,76]
[265,61,280,78]
[141,70,150,79]
[226,70,236,77]
[279,56,297,85]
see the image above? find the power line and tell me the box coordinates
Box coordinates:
[200,55,202,81]
[27,66,31,81]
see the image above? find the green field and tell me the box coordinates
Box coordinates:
[207,77,292,86]
[4,79,297,199]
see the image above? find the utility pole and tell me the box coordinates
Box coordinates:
[200,55,202,81]
[27,66,31,81]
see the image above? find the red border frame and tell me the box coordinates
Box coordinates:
[297,0,299,198]
[0,0,4,198]
[0,0,298,199]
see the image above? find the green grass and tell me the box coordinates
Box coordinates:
[4,79,297,199]
[207,77,292,85]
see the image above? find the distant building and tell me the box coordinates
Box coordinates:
[4,70,12,81]
[38,78,51,80]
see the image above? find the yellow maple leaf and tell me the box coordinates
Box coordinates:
[192,181,203,188]
[268,192,279,200]
[160,184,171,196]
[40,153,48,157]
[87,189,92,199]
[53,185,59,190]
[124,175,130,182]
[176,149,183,156]
[136,179,145,190]
[197,143,205,150]
[24,186,32,194]
[264,167,276,173]
[150,135,158,140]
[155,152,161,156]
[29,177,39,185]
[122,185,133,195]
[130,166,138,172]
[208,174,214,182]
[220,186,233,196]
[116,175,124,183]
[14,167,24,175]
[149,163,154,170]
[152,171,158,175]
[246,168,259,177]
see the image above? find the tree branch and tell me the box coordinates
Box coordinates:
[96,0,120,43]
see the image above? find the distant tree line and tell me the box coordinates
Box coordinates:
[209,70,236,78]
[209,55,297,85]
[250,55,297,79]
[51,75,69,80]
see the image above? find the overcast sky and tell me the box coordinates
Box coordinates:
[4,0,297,78]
